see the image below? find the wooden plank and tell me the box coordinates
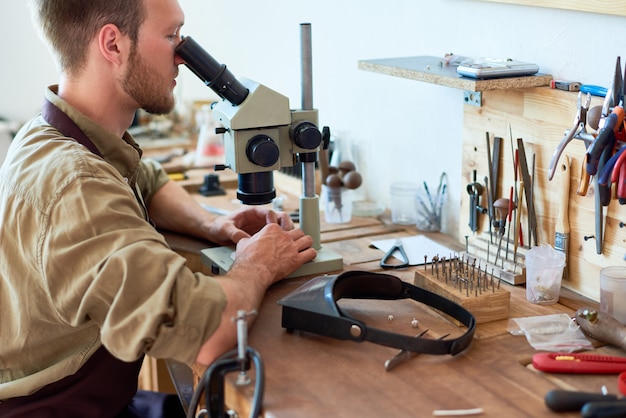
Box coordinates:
[460,87,626,301]
[358,56,552,92]
[476,0,626,17]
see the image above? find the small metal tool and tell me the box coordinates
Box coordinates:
[517,138,537,246]
[380,239,409,269]
[493,197,513,266]
[384,329,428,371]
[466,178,485,232]
[188,310,264,418]
[548,91,591,181]
[384,331,450,371]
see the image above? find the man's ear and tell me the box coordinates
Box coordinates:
[98,24,129,66]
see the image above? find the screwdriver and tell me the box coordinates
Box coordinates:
[545,389,618,412]
[493,198,514,266]
[582,401,626,418]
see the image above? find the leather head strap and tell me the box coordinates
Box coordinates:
[278,270,475,356]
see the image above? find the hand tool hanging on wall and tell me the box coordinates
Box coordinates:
[466,170,487,232]
[485,133,502,244]
[485,133,494,243]
[594,60,626,206]
[586,110,621,177]
[513,180,524,267]
[516,138,538,246]
[554,155,570,278]
[493,197,514,266]
[548,92,591,181]
[484,176,493,244]
[593,174,605,255]
[504,186,514,262]
[586,57,626,253]
[492,136,502,211]
[603,144,626,202]
[509,127,519,258]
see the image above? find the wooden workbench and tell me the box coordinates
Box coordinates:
[132,124,624,416]
[156,174,621,418]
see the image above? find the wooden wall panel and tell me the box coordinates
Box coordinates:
[459,87,625,301]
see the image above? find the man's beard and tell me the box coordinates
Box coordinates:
[122,47,175,115]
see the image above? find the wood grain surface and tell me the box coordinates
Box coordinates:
[460,87,625,301]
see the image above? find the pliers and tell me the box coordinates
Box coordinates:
[587,56,625,174]
[586,106,623,177]
[584,57,626,254]
[598,143,626,202]
[380,239,409,269]
[587,57,626,201]
[548,91,591,181]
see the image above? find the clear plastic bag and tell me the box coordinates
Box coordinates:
[507,313,593,352]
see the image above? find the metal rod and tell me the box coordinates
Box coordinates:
[300,22,315,199]
[302,162,316,197]
[300,23,313,111]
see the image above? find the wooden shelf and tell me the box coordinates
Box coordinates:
[358,56,552,92]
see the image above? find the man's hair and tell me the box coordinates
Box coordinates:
[29,0,147,76]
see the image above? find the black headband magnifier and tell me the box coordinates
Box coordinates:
[278,271,476,356]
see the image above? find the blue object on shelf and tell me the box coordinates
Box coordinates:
[580,85,608,97]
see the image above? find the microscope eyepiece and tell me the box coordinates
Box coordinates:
[175,36,249,106]
[177,35,279,206]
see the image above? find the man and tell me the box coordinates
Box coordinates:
[0,0,317,416]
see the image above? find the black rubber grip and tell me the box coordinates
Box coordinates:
[545,389,618,412]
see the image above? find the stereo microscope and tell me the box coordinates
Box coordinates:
[175,26,343,277]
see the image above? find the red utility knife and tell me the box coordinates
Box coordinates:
[533,352,626,374]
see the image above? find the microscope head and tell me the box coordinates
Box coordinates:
[175,36,322,205]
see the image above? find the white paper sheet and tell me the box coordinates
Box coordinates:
[371,235,456,266]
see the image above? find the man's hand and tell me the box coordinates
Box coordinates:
[195,223,316,366]
[233,223,316,284]
[205,206,295,246]
[147,180,295,246]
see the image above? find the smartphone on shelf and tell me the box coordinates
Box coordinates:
[456,59,539,79]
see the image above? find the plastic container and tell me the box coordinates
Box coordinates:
[415,183,444,232]
[600,266,626,324]
[525,245,566,305]
[389,182,418,225]
[194,104,223,167]
[322,185,352,224]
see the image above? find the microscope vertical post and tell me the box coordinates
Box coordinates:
[298,23,322,250]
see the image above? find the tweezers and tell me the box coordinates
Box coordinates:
[380,239,409,269]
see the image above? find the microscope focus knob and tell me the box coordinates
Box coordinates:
[291,121,322,150]
[246,135,280,167]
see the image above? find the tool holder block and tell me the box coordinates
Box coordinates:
[464,235,526,285]
[414,266,511,324]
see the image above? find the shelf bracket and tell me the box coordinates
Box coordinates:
[463,91,482,107]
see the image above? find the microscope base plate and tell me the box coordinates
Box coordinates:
[201,246,344,278]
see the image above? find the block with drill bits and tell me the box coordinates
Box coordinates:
[414,253,510,324]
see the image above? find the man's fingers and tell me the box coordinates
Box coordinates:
[265,210,278,224]
[299,247,317,262]
[270,211,294,230]
[288,228,306,240]
[229,227,250,244]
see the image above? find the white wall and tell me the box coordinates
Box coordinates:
[2,1,626,237]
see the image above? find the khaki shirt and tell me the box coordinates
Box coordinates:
[0,86,226,399]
